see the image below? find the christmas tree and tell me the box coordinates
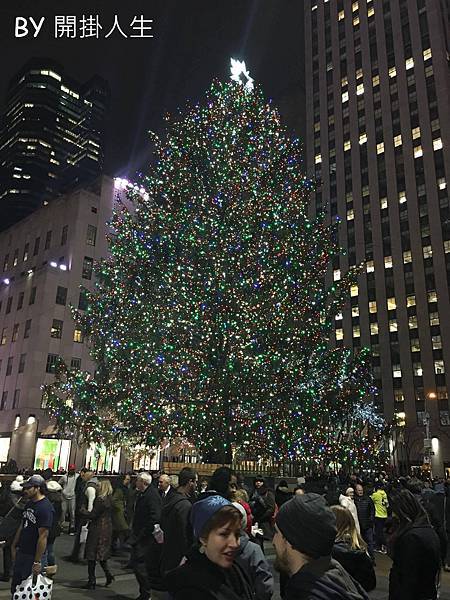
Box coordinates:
[44,61,385,467]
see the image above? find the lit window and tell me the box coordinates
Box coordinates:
[352,306,359,317]
[407,295,416,307]
[356,83,364,95]
[432,335,442,349]
[444,240,450,253]
[352,1,358,11]
[347,209,354,221]
[377,142,385,154]
[405,57,414,70]
[335,312,343,321]
[409,316,418,329]
[367,5,374,16]
[423,48,432,61]
[430,312,440,326]
[414,145,423,158]
[362,185,370,197]
[435,360,445,374]
[341,75,348,87]
[338,10,345,20]
[384,256,393,268]
[359,133,367,145]
[336,329,344,340]
[73,329,84,343]
[370,323,378,335]
[380,197,388,209]
[389,319,398,332]
[387,297,396,310]
[389,66,397,78]
[314,122,321,132]
[412,127,421,140]
[393,365,402,378]
[366,260,374,273]
[315,154,322,164]
[350,285,358,297]
[423,245,433,259]
[353,326,361,338]
[425,64,434,77]
[353,16,360,25]
[356,68,363,79]
[311,4,317,10]
[369,301,377,313]
[398,191,407,204]
[344,140,351,151]
[410,338,420,352]
[372,74,380,86]
[433,138,443,151]
[403,251,412,263]
[394,134,402,147]
[413,363,423,376]
[342,91,349,103]
[333,269,341,281]
[438,177,446,190]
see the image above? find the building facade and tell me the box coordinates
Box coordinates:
[0,58,109,231]
[0,176,129,471]
[305,0,450,475]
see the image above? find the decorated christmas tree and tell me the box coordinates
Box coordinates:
[43,60,385,467]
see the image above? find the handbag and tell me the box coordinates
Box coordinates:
[13,573,53,600]
[79,524,89,544]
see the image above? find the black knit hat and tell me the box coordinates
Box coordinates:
[275,493,337,558]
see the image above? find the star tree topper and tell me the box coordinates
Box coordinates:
[230,58,254,92]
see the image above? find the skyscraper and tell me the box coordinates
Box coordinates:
[305,0,450,474]
[0,58,109,230]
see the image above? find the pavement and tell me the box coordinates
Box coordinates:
[0,533,449,599]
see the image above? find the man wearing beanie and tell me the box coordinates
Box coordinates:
[273,493,369,600]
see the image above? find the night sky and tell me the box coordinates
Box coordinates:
[0,1,304,179]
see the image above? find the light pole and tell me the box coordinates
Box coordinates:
[423,391,437,477]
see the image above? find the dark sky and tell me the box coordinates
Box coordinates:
[0,1,304,179]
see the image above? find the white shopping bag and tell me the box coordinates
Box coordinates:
[79,524,89,544]
[13,573,53,600]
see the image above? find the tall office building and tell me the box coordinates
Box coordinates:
[305,0,450,474]
[0,58,109,230]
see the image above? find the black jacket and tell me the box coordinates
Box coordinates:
[354,495,375,531]
[285,557,369,600]
[275,486,292,508]
[132,483,162,543]
[331,541,376,592]
[389,520,440,600]
[165,547,254,600]
[160,491,193,575]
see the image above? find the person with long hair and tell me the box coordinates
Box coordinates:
[388,489,441,600]
[165,495,254,599]
[330,505,376,592]
[81,479,114,589]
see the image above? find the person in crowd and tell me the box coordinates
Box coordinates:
[293,486,305,496]
[232,488,253,536]
[275,481,292,507]
[66,467,98,562]
[0,480,26,582]
[131,472,163,600]
[177,466,198,503]
[111,473,130,553]
[59,464,79,533]
[236,473,252,498]
[200,479,208,494]
[388,489,441,600]
[250,478,276,541]
[158,474,176,501]
[80,479,114,589]
[339,487,360,533]
[45,479,62,572]
[160,469,194,576]
[232,501,274,600]
[10,475,54,594]
[371,481,389,553]
[207,466,237,500]
[354,483,375,561]
[272,493,369,600]
[323,481,340,506]
[330,505,376,592]
[165,495,254,599]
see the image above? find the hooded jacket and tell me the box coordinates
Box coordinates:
[160,490,193,575]
[235,531,273,600]
[285,557,369,600]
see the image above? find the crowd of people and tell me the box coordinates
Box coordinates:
[0,465,448,599]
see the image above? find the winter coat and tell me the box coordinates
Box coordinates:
[160,490,193,575]
[165,546,254,600]
[0,495,26,544]
[389,519,441,600]
[111,483,129,533]
[236,531,273,600]
[46,481,63,543]
[83,495,113,561]
[239,501,253,536]
[284,556,369,600]
[354,495,375,531]
[275,486,292,508]
[339,495,360,533]
[132,484,162,543]
[250,488,276,540]
[331,540,376,592]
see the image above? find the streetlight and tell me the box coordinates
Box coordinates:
[423,392,437,476]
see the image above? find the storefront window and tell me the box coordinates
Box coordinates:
[0,437,11,463]
[34,438,71,471]
[85,443,121,473]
